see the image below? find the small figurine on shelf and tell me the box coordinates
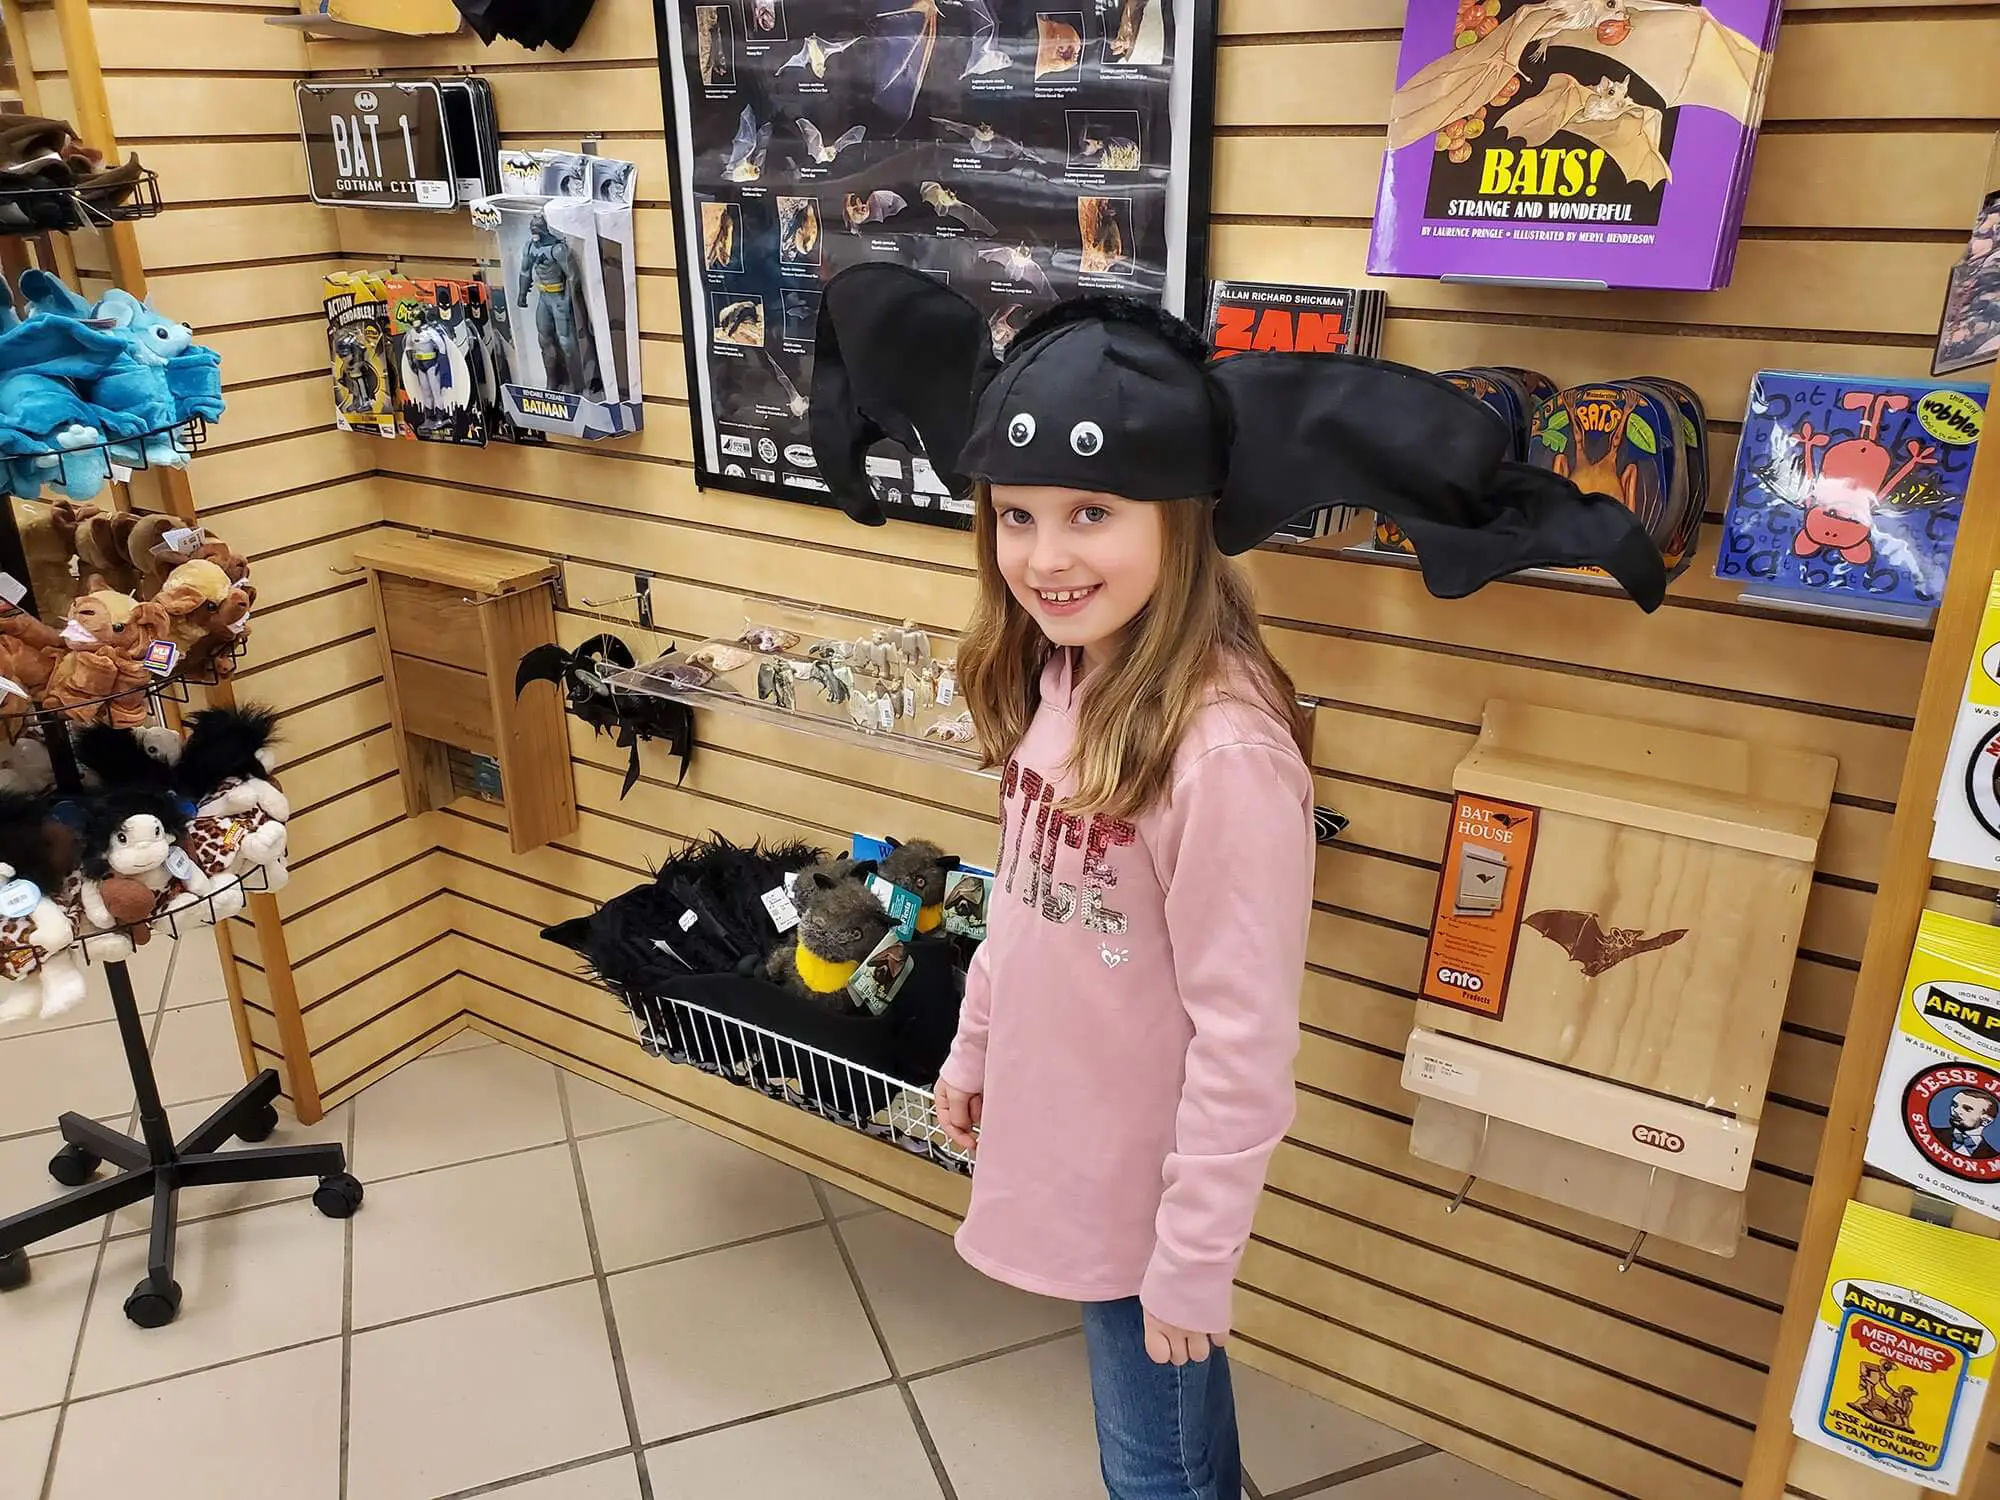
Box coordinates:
[0,791,84,1024]
[43,584,167,728]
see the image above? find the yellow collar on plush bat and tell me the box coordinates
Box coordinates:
[794,944,862,994]
[916,903,943,934]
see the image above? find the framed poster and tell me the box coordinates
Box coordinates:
[652,0,1216,527]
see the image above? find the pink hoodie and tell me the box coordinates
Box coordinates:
[939,649,1314,1335]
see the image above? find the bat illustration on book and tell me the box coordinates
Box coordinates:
[979,244,1054,296]
[933,117,1032,159]
[780,34,862,77]
[1499,75,1668,186]
[1385,0,1766,153]
[874,0,940,127]
[922,181,996,234]
[697,6,729,84]
[962,0,1013,75]
[844,189,907,228]
[797,117,867,164]
[723,105,772,182]
[1523,908,1688,978]
[751,0,779,31]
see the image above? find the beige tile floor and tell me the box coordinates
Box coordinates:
[0,941,1540,1500]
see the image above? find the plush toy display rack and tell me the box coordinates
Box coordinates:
[0,167,163,236]
[0,497,360,1330]
[615,960,975,1176]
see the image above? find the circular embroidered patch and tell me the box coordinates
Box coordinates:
[1902,1062,2000,1181]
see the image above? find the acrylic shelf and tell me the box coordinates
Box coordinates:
[609,652,994,777]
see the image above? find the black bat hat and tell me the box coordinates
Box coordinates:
[809,262,1666,610]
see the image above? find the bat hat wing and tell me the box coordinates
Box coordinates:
[808,263,1665,609]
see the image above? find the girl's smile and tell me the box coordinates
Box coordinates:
[992,486,1164,664]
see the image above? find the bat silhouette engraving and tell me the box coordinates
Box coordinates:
[1523,908,1688,978]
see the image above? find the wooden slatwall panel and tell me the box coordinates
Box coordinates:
[14,0,414,1106]
[273,0,2000,1494]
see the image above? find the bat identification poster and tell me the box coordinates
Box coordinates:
[1368,0,1783,291]
[653,0,1215,526]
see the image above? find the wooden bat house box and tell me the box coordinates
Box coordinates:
[1401,700,1836,1256]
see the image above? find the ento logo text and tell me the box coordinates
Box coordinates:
[1631,1124,1685,1154]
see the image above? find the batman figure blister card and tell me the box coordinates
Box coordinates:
[1368,0,1783,290]
[385,277,488,447]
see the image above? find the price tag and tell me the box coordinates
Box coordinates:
[677,908,700,932]
[936,670,955,707]
[109,464,133,484]
[142,640,180,677]
[413,179,455,207]
[160,527,205,556]
[165,847,200,884]
[60,619,96,647]
[0,573,24,607]
[0,675,26,702]
[761,884,800,933]
[0,878,40,920]
[876,696,895,732]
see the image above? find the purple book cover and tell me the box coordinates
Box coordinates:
[1367,0,1782,291]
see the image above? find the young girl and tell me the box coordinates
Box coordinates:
[931,467,1313,1497]
[809,264,1663,1497]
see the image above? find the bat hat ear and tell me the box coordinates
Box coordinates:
[809,263,998,526]
[1205,352,1667,610]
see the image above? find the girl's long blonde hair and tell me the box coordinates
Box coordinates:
[956,491,1311,819]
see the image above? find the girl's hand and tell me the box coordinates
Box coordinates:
[934,1078,982,1152]
[1144,1308,1226,1367]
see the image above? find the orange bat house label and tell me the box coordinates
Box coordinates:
[1421,793,1540,1019]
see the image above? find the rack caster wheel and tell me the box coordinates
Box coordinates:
[237,1103,280,1143]
[313,1173,363,1219]
[124,1278,181,1328]
[48,1143,102,1187]
[0,1248,28,1291]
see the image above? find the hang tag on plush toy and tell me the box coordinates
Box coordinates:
[936,664,956,707]
[761,884,801,933]
[165,846,200,885]
[142,640,179,677]
[0,573,24,608]
[869,875,923,942]
[153,527,205,562]
[0,878,41,920]
[0,675,26,702]
[60,619,98,647]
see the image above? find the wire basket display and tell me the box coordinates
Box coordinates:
[0,168,164,235]
[624,986,974,1176]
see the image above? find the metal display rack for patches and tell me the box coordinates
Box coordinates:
[621,985,974,1177]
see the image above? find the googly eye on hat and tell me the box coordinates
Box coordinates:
[808,262,1666,611]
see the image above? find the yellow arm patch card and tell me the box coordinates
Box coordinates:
[1791,1199,2000,1490]
[1864,910,2000,1222]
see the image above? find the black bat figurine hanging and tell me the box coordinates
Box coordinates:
[515,634,694,793]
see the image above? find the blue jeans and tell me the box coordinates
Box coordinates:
[1081,1298,1242,1500]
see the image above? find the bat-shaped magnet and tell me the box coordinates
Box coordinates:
[797,117,867,164]
[922,181,996,235]
[1522,908,1688,979]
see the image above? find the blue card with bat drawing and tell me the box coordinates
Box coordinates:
[1713,371,1988,617]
